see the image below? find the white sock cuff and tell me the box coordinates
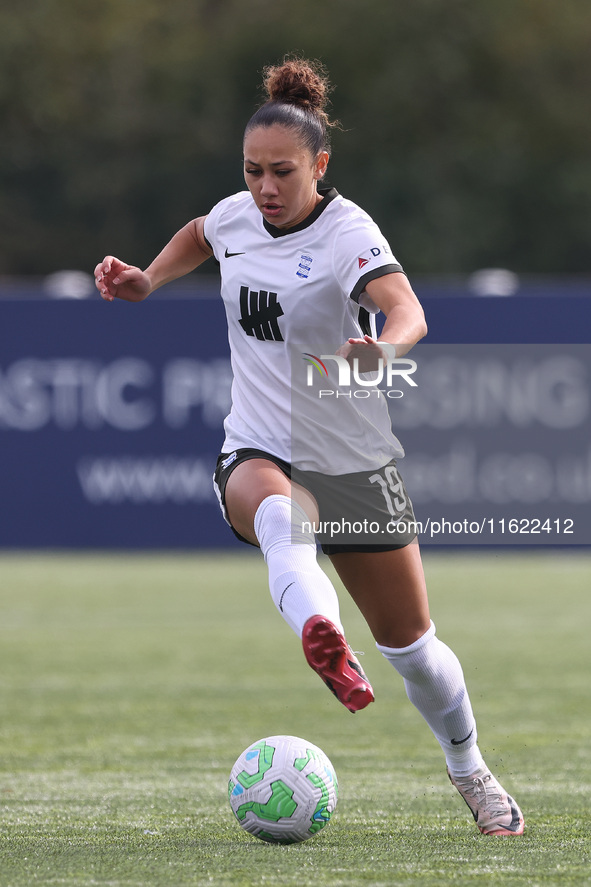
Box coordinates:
[253,494,289,540]
[376,620,436,658]
[254,494,315,557]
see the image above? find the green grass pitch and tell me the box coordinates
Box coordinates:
[0,550,589,886]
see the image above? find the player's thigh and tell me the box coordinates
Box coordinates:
[329,540,431,648]
[225,458,319,546]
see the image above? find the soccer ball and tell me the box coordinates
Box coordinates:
[228,735,338,844]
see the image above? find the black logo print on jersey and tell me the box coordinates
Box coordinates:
[238,286,284,342]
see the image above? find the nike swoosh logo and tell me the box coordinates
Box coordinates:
[279,582,295,612]
[451,728,474,746]
[506,796,523,832]
[224,248,245,258]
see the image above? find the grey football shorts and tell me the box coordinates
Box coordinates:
[213,448,418,554]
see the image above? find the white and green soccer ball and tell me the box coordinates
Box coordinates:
[228,735,338,844]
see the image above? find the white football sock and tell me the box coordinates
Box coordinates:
[377,622,485,776]
[254,494,344,638]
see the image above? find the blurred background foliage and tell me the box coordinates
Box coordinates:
[1,0,590,275]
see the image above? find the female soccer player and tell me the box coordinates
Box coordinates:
[95,57,524,836]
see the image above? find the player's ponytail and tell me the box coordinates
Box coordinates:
[244,56,337,157]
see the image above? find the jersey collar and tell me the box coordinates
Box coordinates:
[262,187,339,238]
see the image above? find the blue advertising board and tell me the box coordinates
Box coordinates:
[0,297,234,548]
[1,283,590,548]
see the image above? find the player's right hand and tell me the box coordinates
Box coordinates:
[94,256,151,303]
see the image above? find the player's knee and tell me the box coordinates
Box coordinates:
[254,494,316,558]
[371,616,433,650]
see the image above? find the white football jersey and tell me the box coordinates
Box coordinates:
[204,187,407,474]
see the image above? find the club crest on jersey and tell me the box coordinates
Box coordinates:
[296,253,314,279]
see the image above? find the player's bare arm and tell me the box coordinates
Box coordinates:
[339,272,427,371]
[95,216,213,303]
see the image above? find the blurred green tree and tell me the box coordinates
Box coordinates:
[1,0,590,275]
